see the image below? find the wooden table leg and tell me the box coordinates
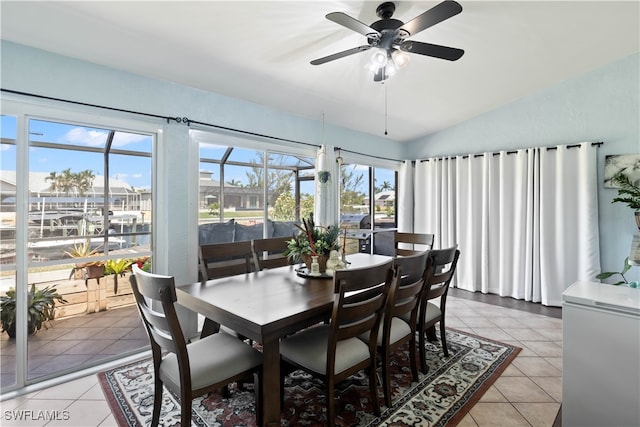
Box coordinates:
[262,336,281,427]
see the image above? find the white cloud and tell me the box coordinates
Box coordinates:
[112,132,148,148]
[132,173,143,179]
[63,128,108,147]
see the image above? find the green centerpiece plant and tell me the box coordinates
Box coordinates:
[284,214,341,272]
[610,173,640,230]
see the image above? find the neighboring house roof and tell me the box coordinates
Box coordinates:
[0,171,134,197]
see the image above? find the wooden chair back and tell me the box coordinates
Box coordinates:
[252,237,292,270]
[198,241,254,280]
[395,232,435,256]
[423,246,460,302]
[391,251,431,327]
[331,260,397,354]
[129,265,187,377]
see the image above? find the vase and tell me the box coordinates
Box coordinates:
[310,256,321,276]
[302,254,328,273]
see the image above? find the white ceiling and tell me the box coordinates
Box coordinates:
[1,1,638,142]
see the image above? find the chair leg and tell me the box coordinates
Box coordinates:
[426,324,437,342]
[381,346,392,408]
[368,362,381,416]
[180,391,192,427]
[151,378,163,427]
[327,378,336,427]
[440,320,449,357]
[254,371,263,427]
[408,335,419,382]
[418,325,429,375]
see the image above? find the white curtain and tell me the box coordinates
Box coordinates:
[414,142,600,306]
[397,161,414,232]
[314,145,339,227]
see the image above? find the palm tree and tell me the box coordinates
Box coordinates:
[381,181,393,191]
[76,170,95,196]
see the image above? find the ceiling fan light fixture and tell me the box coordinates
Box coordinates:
[391,49,409,69]
[370,49,388,68]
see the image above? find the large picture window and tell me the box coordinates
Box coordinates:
[1,108,155,393]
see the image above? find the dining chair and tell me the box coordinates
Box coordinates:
[406,246,460,374]
[395,232,435,256]
[378,251,432,407]
[252,236,292,270]
[198,241,255,338]
[129,265,263,427]
[279,260,398,427]
[198,240,255,280]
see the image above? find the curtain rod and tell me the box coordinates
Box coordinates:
[1,88,319,149]
[333,146,403,162]
[419,141,604,162]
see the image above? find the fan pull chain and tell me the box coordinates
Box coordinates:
[384,82,388,136]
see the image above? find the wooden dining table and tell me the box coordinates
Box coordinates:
[175,253,392,427]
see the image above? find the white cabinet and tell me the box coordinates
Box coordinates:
[562,281,640,427]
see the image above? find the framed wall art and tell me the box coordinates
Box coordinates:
[604,154,640,188]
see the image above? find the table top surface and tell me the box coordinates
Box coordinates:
[176,253,392,337]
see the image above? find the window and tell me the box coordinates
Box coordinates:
[1,108,155,393]
[195,129,316,245]
[339,160,398,255]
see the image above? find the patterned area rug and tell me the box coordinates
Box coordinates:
[99,328,520,426]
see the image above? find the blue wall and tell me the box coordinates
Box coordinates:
[406,53,640,280]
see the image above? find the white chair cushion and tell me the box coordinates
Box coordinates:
[359,317,412,346]
[280,324,370,375]
[400,302,442,324]
[160,332,262,391]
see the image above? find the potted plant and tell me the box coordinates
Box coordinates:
[104,258,133,294]
[65,239,105,280]
[611,173,640,230]
[0,284,67,338]
[284,214,341,272]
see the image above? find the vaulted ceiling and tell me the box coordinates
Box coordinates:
[1,1,638,142]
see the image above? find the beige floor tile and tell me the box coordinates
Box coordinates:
[460,317,497,328]
[470,328,515,342]
[503,328,547,341]
[500,364,525,377]
[477,385,508,402]
[79,381,108,400]
[494,376,554,402]
[469,402,530,426]
[30,375,97,400]
[489,317,527,328]
[531,376,562,402]
[46,400,112,427]
[512,356,562,377]
[98,413,118,427]
[457,413,480,426]
[513,402,561,427]
[521,341,563,357]
[536,328,563,341]
[544,357,563,372]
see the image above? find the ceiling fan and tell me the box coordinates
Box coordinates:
[311,0,464,82]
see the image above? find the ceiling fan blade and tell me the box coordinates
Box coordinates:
[310,45,372,65]
[400,40,464,61]
[398,0,463,36]
[326,12,381,38]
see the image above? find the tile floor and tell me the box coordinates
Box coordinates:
[0,289,564,426]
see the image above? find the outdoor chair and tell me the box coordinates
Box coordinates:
[130,265,263,427]
[395,232,435,256]
[279,260,398,427]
